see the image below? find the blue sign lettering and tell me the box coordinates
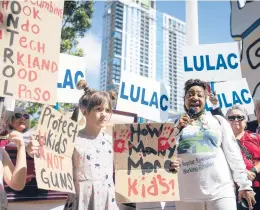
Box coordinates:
[184,53,239,72]
[120,82,129,100]
[206,88,252,111]
[57,69,84,89]
[120,82,168,111]
[160,95,168,111]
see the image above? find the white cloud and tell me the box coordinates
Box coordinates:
[78,32,102,90]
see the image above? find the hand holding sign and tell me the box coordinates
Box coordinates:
[26,136,40,157]
[208,91,218,106]
[170,158,182,173]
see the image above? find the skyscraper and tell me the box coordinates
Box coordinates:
[100,0,186,112]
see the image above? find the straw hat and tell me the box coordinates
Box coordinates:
[3,107,28,124]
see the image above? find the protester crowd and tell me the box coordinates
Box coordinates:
[0,79,260,210]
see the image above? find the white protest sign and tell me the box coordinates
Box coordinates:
[205,78,254,115]
[117,72,169,122]
[0,0,64,105]
[57,54,86,103]
[182,42,242,82]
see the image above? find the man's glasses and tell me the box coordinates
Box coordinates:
[227,115,245,121]
[13,113,30,120]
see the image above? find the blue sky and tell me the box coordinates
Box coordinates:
[81,1,234,89]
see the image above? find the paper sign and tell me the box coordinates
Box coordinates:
[206,78,254,115]
[182,42,242,82]
[0,0,64,104]
[34,105,78,193]
[57,54,86,103]
[114,123,179,203]
[117,72,169,122]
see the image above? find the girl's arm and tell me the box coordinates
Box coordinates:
[3,132,27,191]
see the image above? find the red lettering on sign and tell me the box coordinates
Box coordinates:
[22,6,41,20]
[38,130,46,160]
[19,36,45,54]
[21,19,40,34]
[0,12,3,23]
[17,68,38,82]
[147,177,159,196]
[18,84,51,102]
[127,175,176,198]
[1,1,9,9]
[128,178,138,196]
[47,152,64,170]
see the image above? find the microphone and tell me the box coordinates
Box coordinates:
[178,107,196,132]
[187,107,196,118]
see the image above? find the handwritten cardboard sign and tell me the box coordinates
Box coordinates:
[0,0,64,104]
[114,123,179,203]
[34,105,78,193]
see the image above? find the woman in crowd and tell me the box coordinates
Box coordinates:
[0,108,28,209]
[226,105,260,209]
[170,79,255,210]
[1,107,30,147]
[27,80,119,210]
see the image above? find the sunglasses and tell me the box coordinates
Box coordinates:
[13,113,30,120]
[227,115,245,121]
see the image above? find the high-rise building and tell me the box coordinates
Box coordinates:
[100,0,186,112]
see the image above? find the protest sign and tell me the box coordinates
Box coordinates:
[114,123,179,203]
[206,78,254,115]
[34,105,78,193]
[117,72,169,122]
[182,42,242,82]
[57,54,86,103]
[0,0,64,104]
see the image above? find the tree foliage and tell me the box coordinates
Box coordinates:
[60,0,94,56]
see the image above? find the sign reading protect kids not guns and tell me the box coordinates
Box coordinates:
[34,105,78,193]
[0,0,64,105]
[114,123,179,203]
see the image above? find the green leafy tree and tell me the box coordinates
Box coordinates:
[60,0,94,56]
[16,1,94,127]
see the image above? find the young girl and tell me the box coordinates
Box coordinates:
[27,80,119,210]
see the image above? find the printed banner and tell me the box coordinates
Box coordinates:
[0,0,64,104]
[206,78,254,115]
[117,71,169,122]
[114,123,179,203]
[182,42,242,82]
[57,54,86,103]
[34,105,78,193]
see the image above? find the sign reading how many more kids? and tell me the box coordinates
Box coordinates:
[114,123,179,203]
[0,0,64,105]
[57,54,86,103]
[206,78,254,115]
[117,72,169,122]
[34,105,78,193]
[182,42,242,82]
